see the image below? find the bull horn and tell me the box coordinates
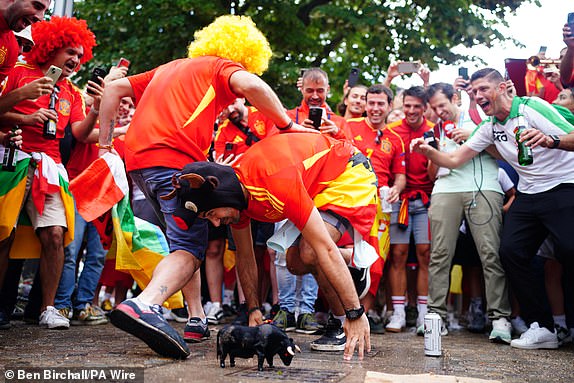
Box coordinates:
[160,189,177,200]
[287,346,295,356]
[294,344,301,353]
[180,173,205,188]
[185,201,198,212]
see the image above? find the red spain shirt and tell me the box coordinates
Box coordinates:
[0,14,19,84]
[124,56,244,172]
[347,117,406,187]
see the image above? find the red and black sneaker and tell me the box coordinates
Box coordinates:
[109,298,190,359]
[184,317,210,343]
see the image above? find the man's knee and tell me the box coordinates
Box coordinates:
[37,226,65,252]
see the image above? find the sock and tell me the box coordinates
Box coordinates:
[417,296,428,317]
[392,296,406,315]
[223,289,234,306]
[103,292,112,301]
[133,296,152,309]
[211,301,221,309]
[334,314,346,326]
[553,314,567,329]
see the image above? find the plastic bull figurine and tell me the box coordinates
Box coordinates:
[217,324,301,371]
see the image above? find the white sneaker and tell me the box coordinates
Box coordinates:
[206,303,224,325]
[39,306,70,329]
[385,311,406,333]
[510,316,528,336]
[489,317,512,344]
[510,322,558,350]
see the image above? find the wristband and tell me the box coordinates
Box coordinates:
[96,143,114,150]
[248,307,261,315]
[277,120,293,131]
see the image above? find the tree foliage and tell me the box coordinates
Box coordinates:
[73,0,537,108]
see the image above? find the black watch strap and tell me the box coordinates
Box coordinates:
[549,134,560,149]
[345,305,365,320]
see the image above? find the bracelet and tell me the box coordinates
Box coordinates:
[90,108,99,115]
[277,120,293,131]
[248,307,261,315]
[96,143,114,150]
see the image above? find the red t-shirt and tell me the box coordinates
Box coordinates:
[1,63,86,163]
[287,101,352,141]
[124,56,244,172]
[386,118,434,196]
[525,69,560,104]
[347,117,406,187]
[213,106,278,158]
[232,133,354,231]
[0,15,19,84]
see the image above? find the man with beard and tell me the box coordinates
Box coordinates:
[411,68,574,350]
[288,67,351,140]
[384,86,434,334]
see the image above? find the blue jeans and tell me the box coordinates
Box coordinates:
[275,252,318,314]
[55,205,106,310]
[130,167,208,260]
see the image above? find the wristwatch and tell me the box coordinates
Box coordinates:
[344,305,365,321]
[549,134,560,149]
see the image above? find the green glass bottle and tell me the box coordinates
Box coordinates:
[516,104,533,166]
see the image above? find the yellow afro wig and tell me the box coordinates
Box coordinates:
[187,15,272,76]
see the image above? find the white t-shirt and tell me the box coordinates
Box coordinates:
[465,97,574,194]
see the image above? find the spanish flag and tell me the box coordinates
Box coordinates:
[71,154,183,309]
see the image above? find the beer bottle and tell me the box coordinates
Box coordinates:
[43,85,59,139]
[516,104,533,166]
[1,126,18,172]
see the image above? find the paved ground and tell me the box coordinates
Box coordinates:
[0,319,573,383]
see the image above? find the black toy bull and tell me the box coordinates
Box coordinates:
[217,323,301,371]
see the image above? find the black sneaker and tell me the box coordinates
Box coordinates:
[348,266,370,299]
[310,316,346,351]
[109,298,190,359]
[273,309,296,332]
[184,317,210,343]
[266,303,281,321]
[0,308,11,330]
[368,315,385,334]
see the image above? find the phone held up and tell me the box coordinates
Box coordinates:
[308,107,323,130]
[118,57,130,68]
[568,13,574,37]
[87,67,107,95]
[458,67,469,89]
[348,68,360,87]
[397,61,421,74]
[45,65,62,84]
[224,142,236,159]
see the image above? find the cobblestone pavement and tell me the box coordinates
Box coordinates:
[0,320,573,383]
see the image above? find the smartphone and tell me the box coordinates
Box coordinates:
[397,61,421,74]
[348,67,360,87]
[568,13,574,37]
[117,57,130,68]
[299,68,308,78]
[308,107,323,130]
[538,46,547,56]
[224,142,236,158]
[45,65,62,83]
[458,67,469,80]
[87,67,107,95]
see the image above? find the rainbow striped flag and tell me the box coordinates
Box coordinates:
[72,154,183,309]
[0,150,75,259]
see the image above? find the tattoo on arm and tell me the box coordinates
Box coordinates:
[105,120,115,144]
[159,285,168,296]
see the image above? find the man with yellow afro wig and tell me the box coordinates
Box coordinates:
[97,14,312,359]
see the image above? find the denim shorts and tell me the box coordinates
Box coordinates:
[129,167,208,260]
[390,198,431,245]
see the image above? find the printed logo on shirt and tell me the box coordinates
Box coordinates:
[493,130,508,142]
[59,98,71,116]
[0,46,6,65]
[254,120,265,136]
[264,209,282,220]
[380,139,392,154]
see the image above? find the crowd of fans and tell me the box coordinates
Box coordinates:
[1,1,574,361]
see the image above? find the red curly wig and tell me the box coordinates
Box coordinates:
[24,16,96,68]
